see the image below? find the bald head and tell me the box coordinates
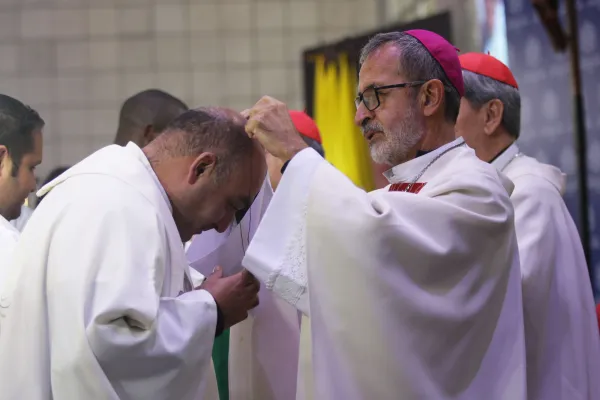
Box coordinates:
[114,89,188,147]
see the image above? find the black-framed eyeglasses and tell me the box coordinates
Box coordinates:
[355,81,426,111]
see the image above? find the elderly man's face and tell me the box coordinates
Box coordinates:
[355,43,425,166]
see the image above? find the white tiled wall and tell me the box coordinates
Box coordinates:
[384,0,478,57]
[0,0,379,178]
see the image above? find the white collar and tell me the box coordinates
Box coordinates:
[0,214,19,236]
[124,142,172,213]
[383,137,465,184]
[491,142,520,172]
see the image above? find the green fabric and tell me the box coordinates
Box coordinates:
[212,329,230,400]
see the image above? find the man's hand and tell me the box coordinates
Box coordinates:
[244,96,309,162]
[200,266,260,330]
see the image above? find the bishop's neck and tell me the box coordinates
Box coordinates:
[413,122,457,157]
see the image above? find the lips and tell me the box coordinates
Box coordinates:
[365,131,382,141]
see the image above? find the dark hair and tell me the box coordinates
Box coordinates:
[0,94,45,176]
[302,136,325,157]
[152,107,255,181]
[359,31,461,123]
[462,70,521,139]
[114,89,188,146]
[42,165,70,186]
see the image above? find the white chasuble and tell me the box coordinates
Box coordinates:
[494,143,600,400]
[243,138,527,400]
[187,178,302,400]
[0,143,218,400]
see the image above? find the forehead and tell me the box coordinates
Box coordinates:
[358,43,406,91]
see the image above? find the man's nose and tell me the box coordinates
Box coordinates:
[354,103,372,127]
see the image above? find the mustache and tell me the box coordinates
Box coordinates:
[361,121,385,135]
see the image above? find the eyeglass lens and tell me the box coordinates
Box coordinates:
[355,87,379,111]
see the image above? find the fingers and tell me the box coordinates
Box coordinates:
[210,265,223,279]
[245,278,260,294]
[245,117,259,139]
[244,96,284,121]
[240,270,260,308]
[256,95,280,108]
[228,270,259,291]
[201,266,222,287]
[241,269,258,285]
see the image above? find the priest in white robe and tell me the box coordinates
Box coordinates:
[0,107,265,400]
[188,110,326,400]
[0,94,43,284]
[456,52,600,400]
[241,30,526,399]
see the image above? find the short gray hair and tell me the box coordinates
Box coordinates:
[359,31,461,123]
[151,107,254,182]
[462,70,521,139]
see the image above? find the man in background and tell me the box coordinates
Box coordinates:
[0,108,264,399]
[456,52,600,399]
[0,94,43,279]
[114,89,188,147]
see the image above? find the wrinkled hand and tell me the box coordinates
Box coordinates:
[200,267,260,330]
[243,96,308,162]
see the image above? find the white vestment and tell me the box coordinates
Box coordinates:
[188,178,302,400]
[0,143,218,400]
[493,143,600,400]
[0,214,19,289]
[10,204,33,232]
[243,138,527,399]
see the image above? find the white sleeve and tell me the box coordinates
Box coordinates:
[47,202,217,399]
[242,148,324,315]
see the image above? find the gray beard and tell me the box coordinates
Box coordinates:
[369,109,424,166]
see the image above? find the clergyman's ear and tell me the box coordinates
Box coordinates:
[483,99,504,136]
[0,145,7,175]
[421,79,444,117]
[188,152,217,184]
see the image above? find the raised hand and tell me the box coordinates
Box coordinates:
[244,96,308,162]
